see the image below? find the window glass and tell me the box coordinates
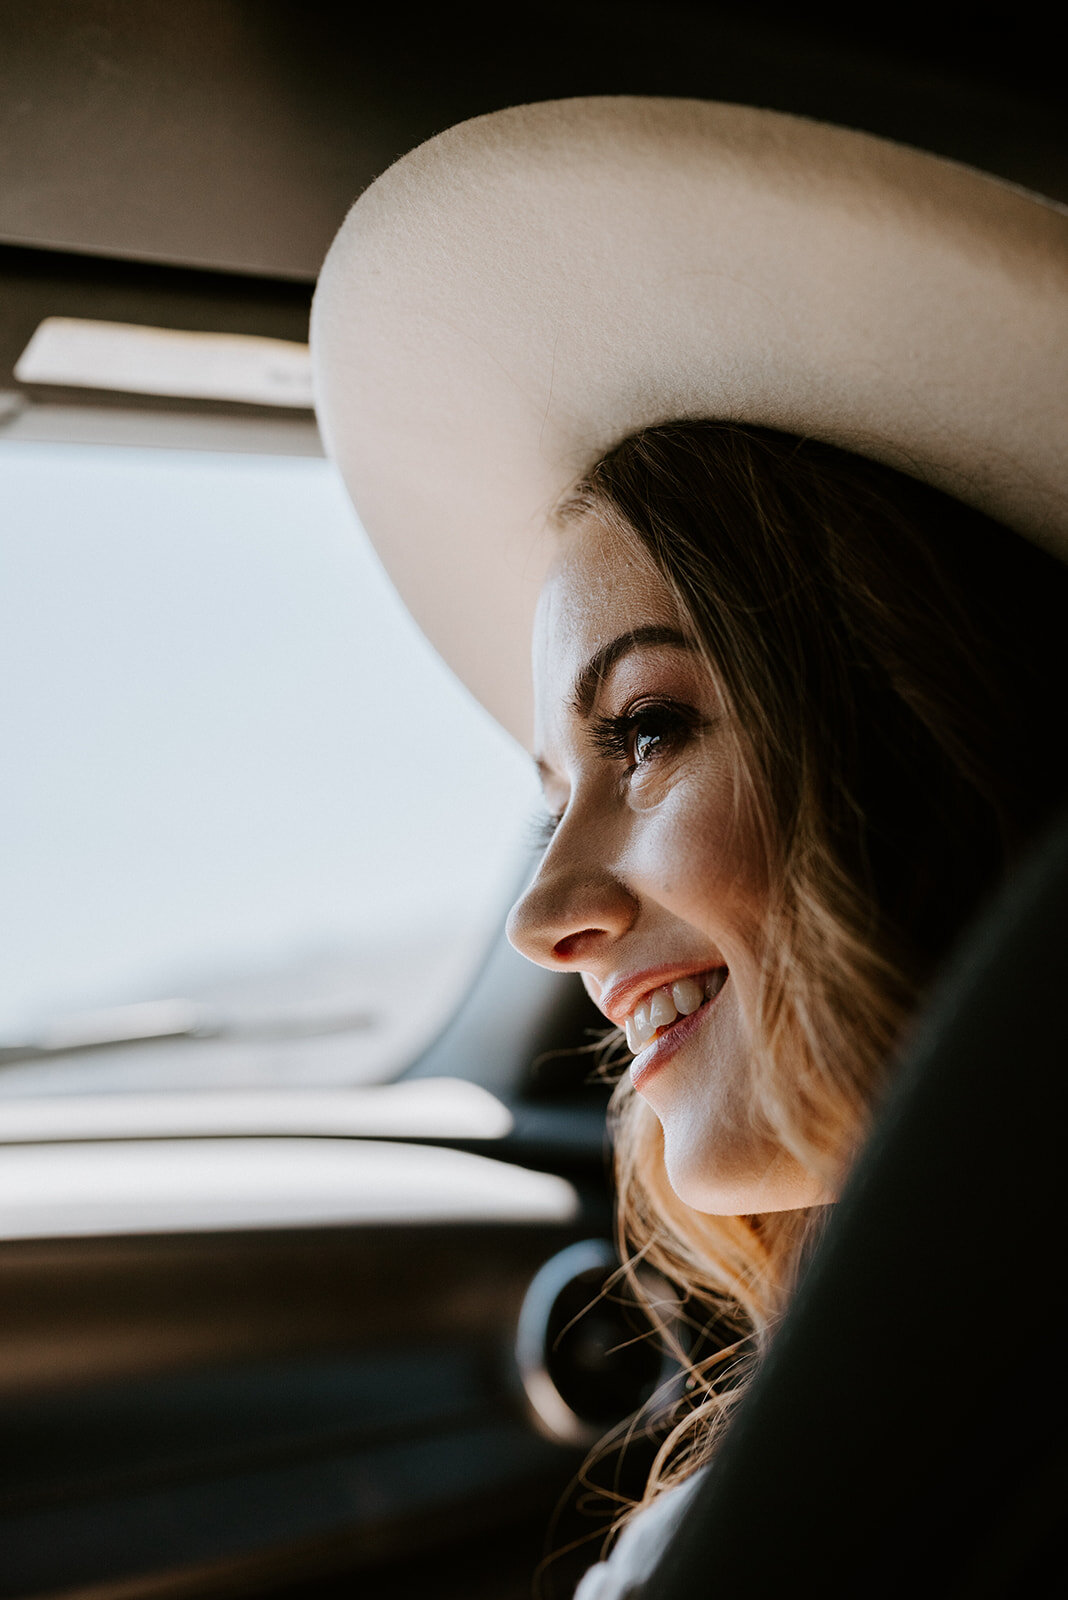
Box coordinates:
[0,442,539,1093]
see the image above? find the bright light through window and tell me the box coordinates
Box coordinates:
[0,442,540,1093]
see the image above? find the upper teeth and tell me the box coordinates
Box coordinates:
[624,974,717,1054]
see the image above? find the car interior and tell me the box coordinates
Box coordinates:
[1,5,1064,1598]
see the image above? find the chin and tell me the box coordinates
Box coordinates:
[663,1135,832,1216]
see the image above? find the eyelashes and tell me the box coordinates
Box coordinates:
[589,699,702,769]
[525,809,561,852]
[528,699,704,853]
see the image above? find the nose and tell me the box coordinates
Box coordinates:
[505,824,638,972]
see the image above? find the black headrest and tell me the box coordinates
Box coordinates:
[645,808,1068,1597]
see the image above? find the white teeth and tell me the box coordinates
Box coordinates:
[671,977,704,1015]
[622,970,728,1054]
[648,987,677,1029]
[631,1000,656,1050]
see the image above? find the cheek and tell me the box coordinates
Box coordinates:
[627,772,757,930]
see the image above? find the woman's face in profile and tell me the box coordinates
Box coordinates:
[507,515,830,1214]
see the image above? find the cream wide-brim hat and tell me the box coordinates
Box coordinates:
[311,97,1068,747]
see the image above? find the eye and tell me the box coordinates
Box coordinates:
[631,717,670,765]
[591,699,699,771]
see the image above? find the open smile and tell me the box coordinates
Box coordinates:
[627,968,729,1092]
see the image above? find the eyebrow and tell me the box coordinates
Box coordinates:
[570,625,694,718]
[533,624,696,782]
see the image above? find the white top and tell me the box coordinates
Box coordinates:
[573,1468,709,1599]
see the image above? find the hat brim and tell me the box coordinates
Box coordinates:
[311,97,1068,747]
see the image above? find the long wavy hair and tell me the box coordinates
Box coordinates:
[559,420,1068,1510]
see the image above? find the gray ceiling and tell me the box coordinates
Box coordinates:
[2,0,1064,283]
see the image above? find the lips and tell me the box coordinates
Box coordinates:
[620,968,728,1053]
[624,970,730,1094]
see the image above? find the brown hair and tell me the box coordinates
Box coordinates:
[563,420,1068,1504]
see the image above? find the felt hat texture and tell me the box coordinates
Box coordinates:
[311,97,1068,747]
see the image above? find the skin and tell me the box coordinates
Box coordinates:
[506,517,831,1215]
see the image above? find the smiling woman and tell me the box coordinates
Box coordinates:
[508,509,797,1217]
[504,419,1068,1535]
[311,96,1068,1597]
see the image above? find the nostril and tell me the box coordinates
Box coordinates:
[552,928,601,963]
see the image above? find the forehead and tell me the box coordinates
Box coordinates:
[532,515,680,722]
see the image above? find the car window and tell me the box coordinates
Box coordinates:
[0,439,539,1094]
